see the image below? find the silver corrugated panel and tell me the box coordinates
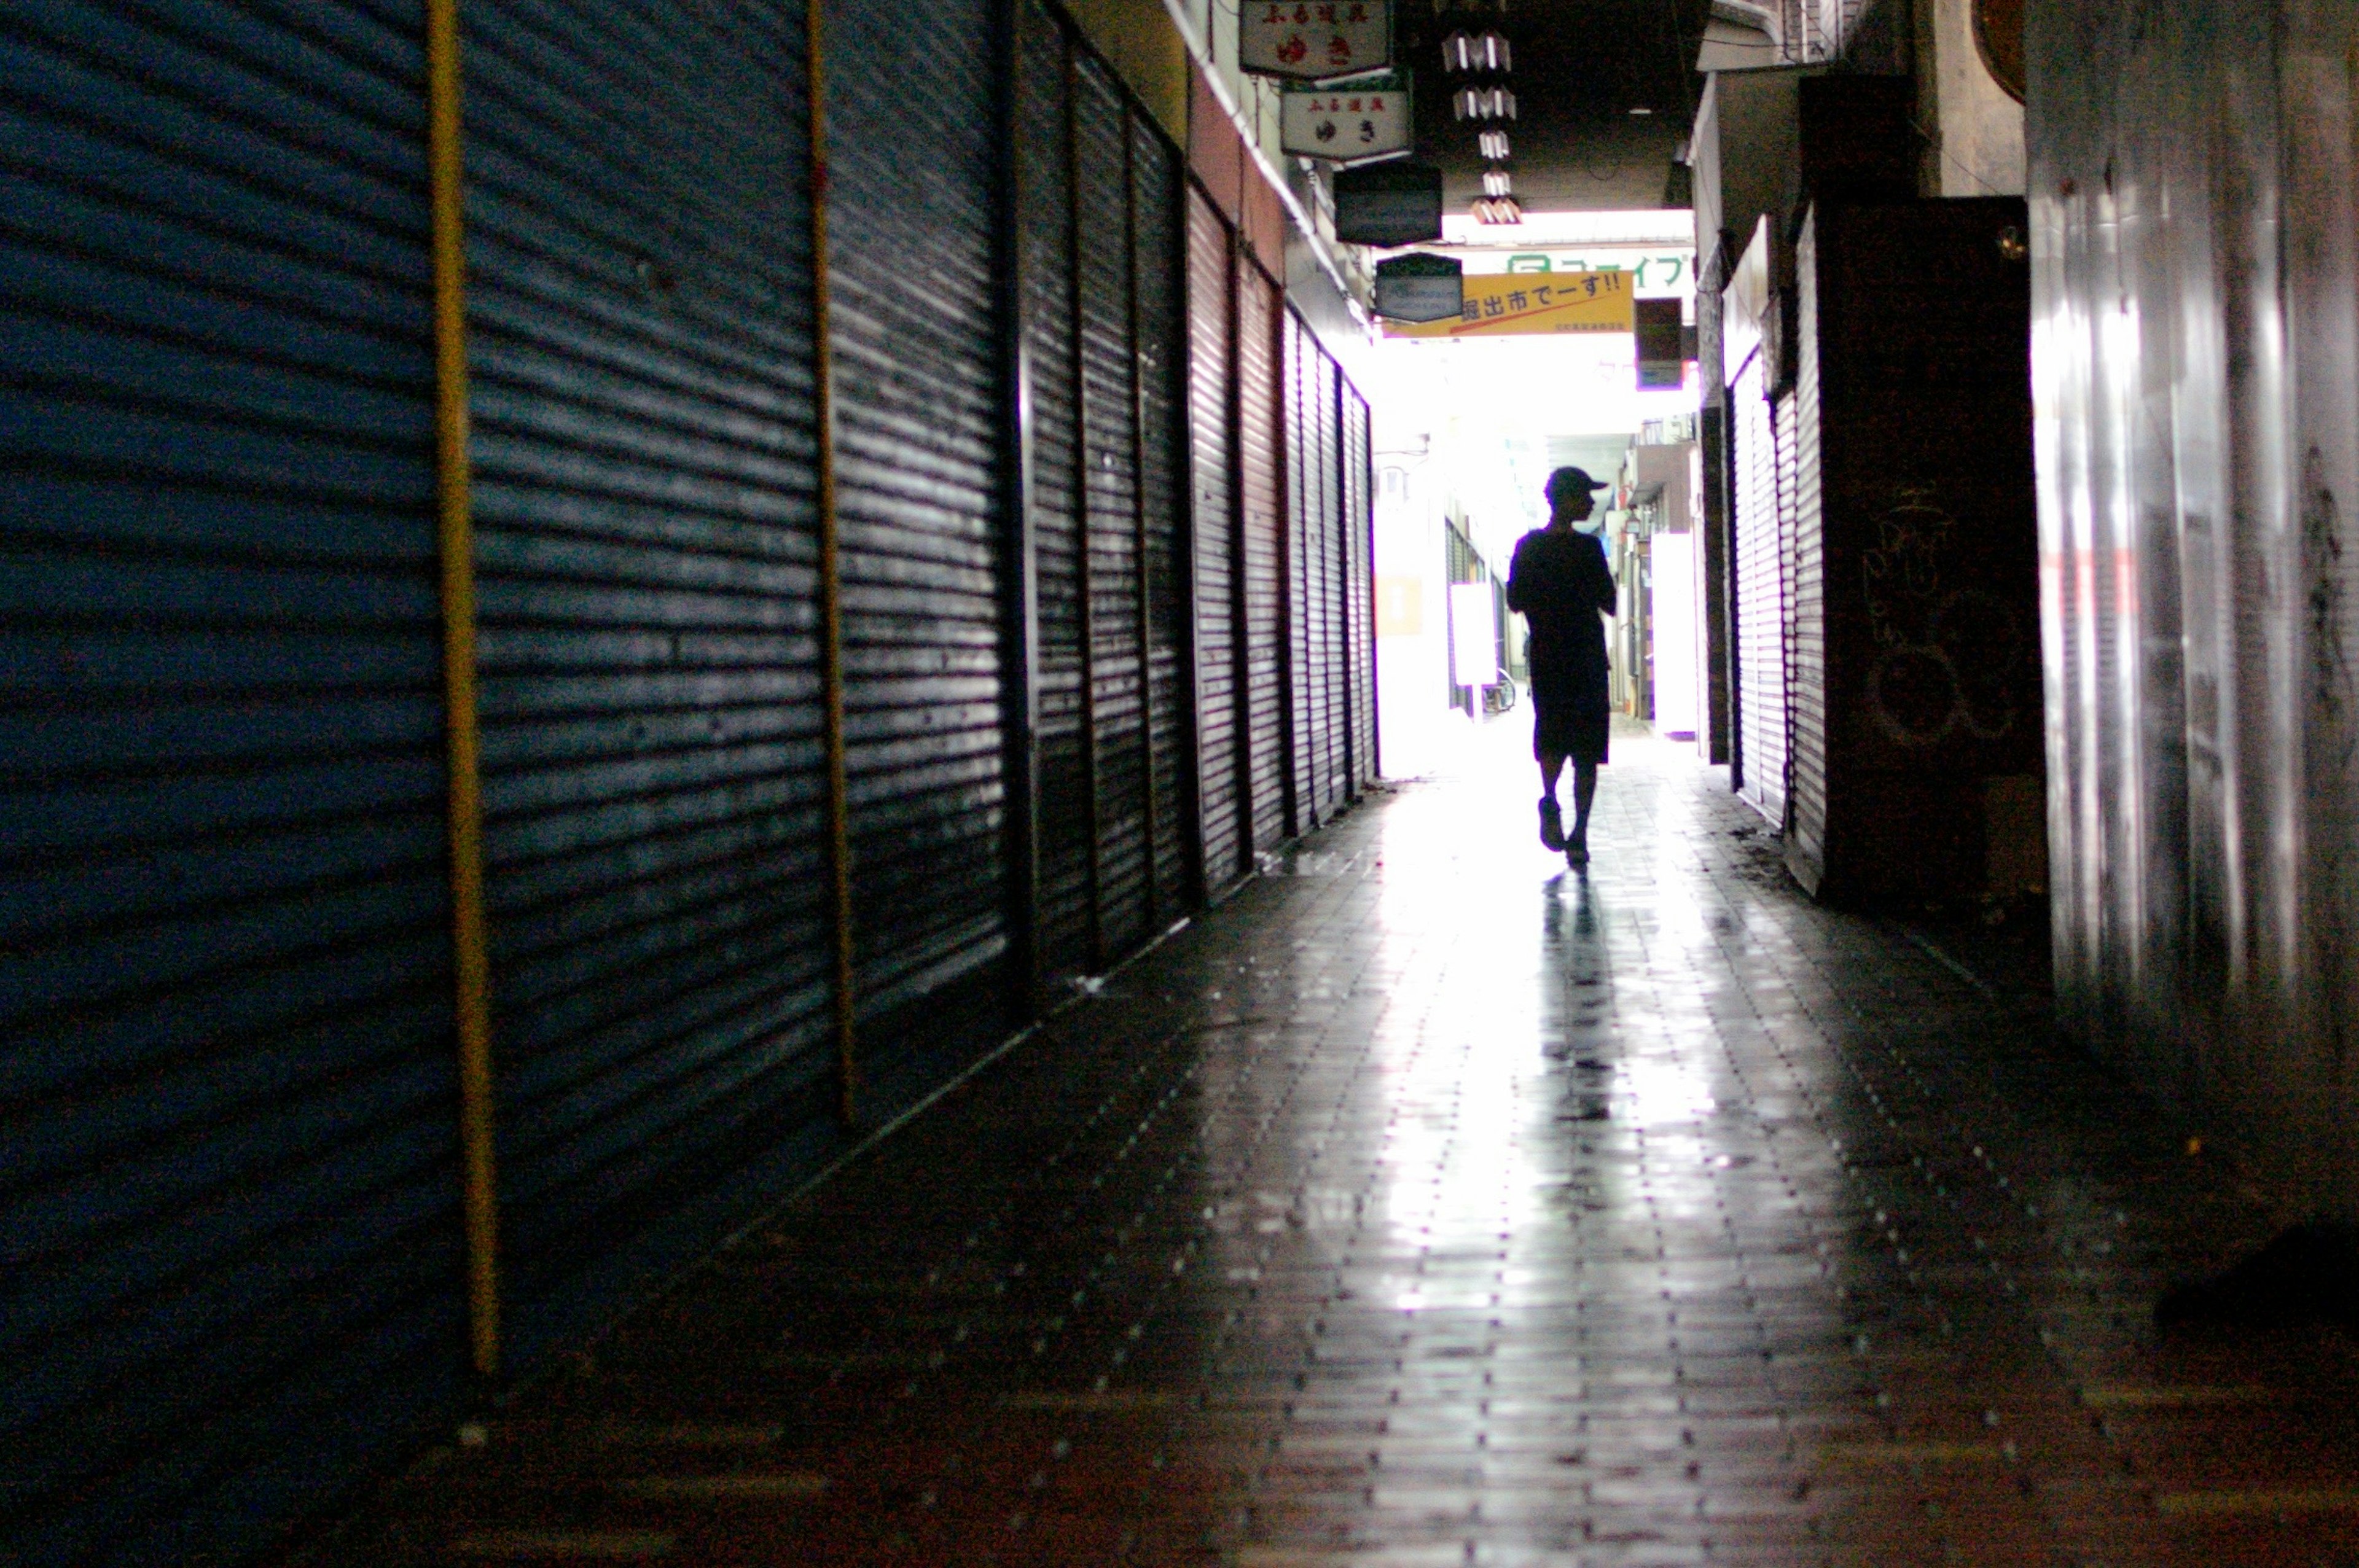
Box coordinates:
[828,0,1010,1062]
[1345,382,1377,787]
[1015,0,1090,979]
[1184,189,1244,891]
[0,6,464,1558]
[1237,259,1288,855]
[1787,209,1828,891]
[462,0,833,1362]
[1733,350,1787,829]
[1075,56,1148,961]
[1281,313,1312,836]
[1132,117,1195,924]
[2031,0,2359,1190]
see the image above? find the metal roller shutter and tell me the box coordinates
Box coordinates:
[1281,316,1311,834]
[1184,189,1244,892]
[1237,259,1288,856]
[1732,349,1786,829]
[1786,213,1828,889]
[1075,55,1146,962]
[1342,379,1375,788]
[828,0,1008,1078]
[1313,346,1345,819]
[1016,0,1090,980]
[1,4,463,1560]
[1132,119,1196,923]
[460,0,827,1358]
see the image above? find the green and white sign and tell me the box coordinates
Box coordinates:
[1281,72,1411,160]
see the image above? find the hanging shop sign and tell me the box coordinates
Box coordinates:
[1373,252,1463,322]
[1381,270,1635,338]
[1332,160,1442,246]
[1242,1,1391,80]
[1280,73,1412,160]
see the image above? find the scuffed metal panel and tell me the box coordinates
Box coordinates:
[1732,349,1788,829]
[1237,259,1287,856]
[2030,0,2359,1196]
[1184,188,1244,891]
[0,4,464,1559]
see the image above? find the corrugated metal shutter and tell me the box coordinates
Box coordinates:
[460,0,831,1358]
[1733,349,1787,829]
[1282,313,1311,835]
[1132,119,1197,922]
[1237,259,1287,856]
[828,0,1009,1081]
[1342,379,1375,788]
[1786,213,1828,889]
[0,6,464,1561]
[1076,55,1148,962]
[1017,0,1091,980]
[1313,346,1345,818]
[1776,383,1800,830]
[1185,188,1245,892]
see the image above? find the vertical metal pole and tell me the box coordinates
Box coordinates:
[807,0,857,1127]
[427,0,499,1383]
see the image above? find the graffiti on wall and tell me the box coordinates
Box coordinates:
[1860,491,2025,748]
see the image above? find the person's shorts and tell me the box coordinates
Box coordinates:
[1532,690,1609,765]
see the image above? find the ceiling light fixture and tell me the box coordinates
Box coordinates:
[1471,195,1524,225]
[1452,85,1517,120]
[1481,169,1514,197]
[1479,129,1510,159]
[1440,29,1511,72]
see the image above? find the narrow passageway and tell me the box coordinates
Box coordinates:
[327,731,2359,1566]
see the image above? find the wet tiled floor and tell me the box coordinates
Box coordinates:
[319,724,2359,1566]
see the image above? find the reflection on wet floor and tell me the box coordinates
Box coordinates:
[324,723,2359,1565]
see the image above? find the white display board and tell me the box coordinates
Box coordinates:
[1280,77,1411,160]
[1651,532,1699,739]
[1240,1,1391,79]
[1449,582,1498,687]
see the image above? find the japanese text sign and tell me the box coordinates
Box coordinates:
[1242,1,1390,80]
[1381,271,1637,338]
[1280,75,1410,159]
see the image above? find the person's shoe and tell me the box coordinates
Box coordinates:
[1538,797,1565,851]
[1565,832,1590,868]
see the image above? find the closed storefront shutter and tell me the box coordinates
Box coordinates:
[1,5,464,1559]
[1342,380,1375,787]
[1283,316,1312,834]
[1237,260,1288,856]
[460,0,829,1358]
[1313,348,1345,819]
[1185,190,1245,892]
[1132,122,1197,923]
[1733,350,1787,829]
[1076,56,1148,962]
[1786,214,1828,889]
[828,0,1009,1077]
[1016,0,1091,981]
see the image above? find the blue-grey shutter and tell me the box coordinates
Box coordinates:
[1237,261,1286,855]
[1132,117,1197,920]
[457,0,827,1360]
[1185,187,1245,892]
[826,0,1011,1081]
[0,3,464,1561]
[1076,56,1148,960]
[1018,0,1092,981]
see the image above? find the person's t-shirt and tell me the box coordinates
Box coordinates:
[1505,526,1616,692]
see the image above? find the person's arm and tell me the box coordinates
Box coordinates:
[1589,537,1617,617]
[1503,537,1530,616]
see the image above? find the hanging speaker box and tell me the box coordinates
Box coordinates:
[1333,161,1443,246]
[1374,252,1463,322]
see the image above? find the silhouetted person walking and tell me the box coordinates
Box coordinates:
[1505,466,1617,866]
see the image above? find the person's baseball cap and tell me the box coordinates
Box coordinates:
[1545,466,1612,504]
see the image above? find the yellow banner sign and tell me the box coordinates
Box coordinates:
[1382,269,1635,338]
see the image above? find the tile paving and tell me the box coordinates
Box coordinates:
[313,723,2359,1566]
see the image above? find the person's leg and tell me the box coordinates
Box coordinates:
[1570,760,1598,843]
[1539,751,1566,800]
[1536,749,1567,849]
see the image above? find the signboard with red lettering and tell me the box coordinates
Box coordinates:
[1241,1,1391,80]
[1280,73,1410,160]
